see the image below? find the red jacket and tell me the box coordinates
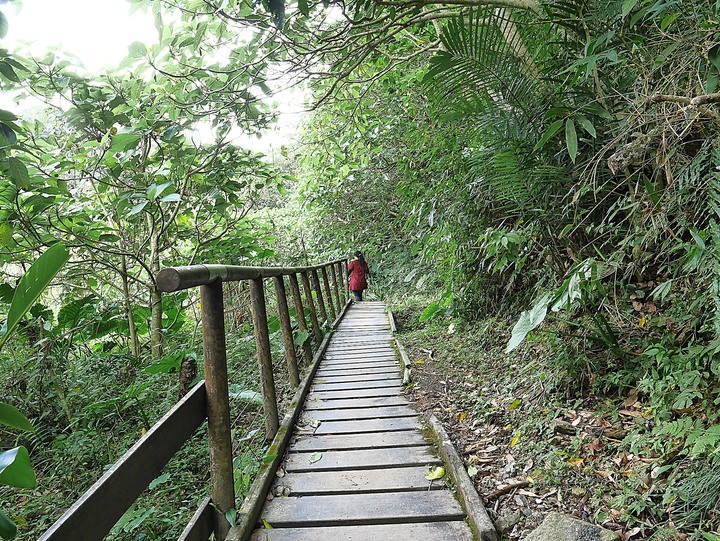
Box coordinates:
[349,258,369,291]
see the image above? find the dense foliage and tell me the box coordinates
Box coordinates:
[1,0,720,539]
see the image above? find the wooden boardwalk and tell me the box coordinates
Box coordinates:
[251,302,474,540]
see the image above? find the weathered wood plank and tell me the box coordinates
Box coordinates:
[177,497,213,541]
[291,431,427,451]
[313,373,400,384]
[308,387,404,400]
[274,466,444,495]
[316,366,399,376]
[303,396,410,410]
[311,380,402,392]
[250,521,473,541]
[302,405,417,421]
[313,417,420,435]
[39,382,207,541]
[285,446,440,472]
[262,491,466,527]
[318,362,399,372]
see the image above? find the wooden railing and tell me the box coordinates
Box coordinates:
[38,259,349,541]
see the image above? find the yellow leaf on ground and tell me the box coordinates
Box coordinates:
[426,466,445,480]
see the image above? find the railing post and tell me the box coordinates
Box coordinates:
[331,262,342,313]
[311,269,328,324]
[342,259,350,301]
[288,273,314,365]
[248,277,280,439]
[320,266,337,322]
[200,280,235,541]
[300,271,323,345]
[273,275,300,387]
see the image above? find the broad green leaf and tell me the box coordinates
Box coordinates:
[147,181,173,201]
[128,41,147,58]
[0,447,36,488]
[0,243,70,349]
[0,509,17,540]
[508,398,523,410]
[298,0,309,16]
[225,508,237,527]
[419,301,440,322]
[505,293,551,353]
[0,110,17,122]
[425,466,445,480]
[0,224,13,248]
[148,472,171,489]
[7,158,29,189]
[0,403,34,432]
[621,0,638,17]
[308,452,322,464]
[160,193,180,203]
[467,466,478,477]
[0,63,18,83]
[533,120,563,151]
[293,329,309,346]
[575,116,596,138]
[0,123,16,146]
[565,119,578,163]
[262,453,277,465]
[127,201,147,216]
[108,133,141,153]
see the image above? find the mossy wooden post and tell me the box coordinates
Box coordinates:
[200,280,235,540]
[331,262,342,313]
[249,277,279,439]
[320,266,337,322]
[288,273,314,365]
[311,269,328,324]
[273,275,300,387]
[300,271,323,345]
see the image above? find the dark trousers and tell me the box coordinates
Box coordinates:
[352,290,363,301]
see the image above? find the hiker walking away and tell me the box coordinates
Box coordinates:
[348,251,370,301]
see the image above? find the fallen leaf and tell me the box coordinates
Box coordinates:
[510,432,521,448]
[263,520,273,529]
[308,452,322,464]
[426,466,445,480]
[467,466,478,477]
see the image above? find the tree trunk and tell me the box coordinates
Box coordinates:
[121,255,141,357]
[149,224,163,359]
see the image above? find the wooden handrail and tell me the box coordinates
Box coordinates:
[38,382,207,541]
[40,258,350,541]
[156,260,347,292]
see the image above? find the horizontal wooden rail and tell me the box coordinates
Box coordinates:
[39,381,207,541]
[157,260,347,292]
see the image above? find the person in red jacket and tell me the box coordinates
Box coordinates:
[348,251,370,301]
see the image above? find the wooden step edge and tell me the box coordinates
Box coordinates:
[259,514,468,529]
[284,459,442,474]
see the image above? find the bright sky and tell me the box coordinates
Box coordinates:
[2,0,157,72]
[0,0,305,153]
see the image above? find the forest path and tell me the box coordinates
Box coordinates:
[250,301,474,540]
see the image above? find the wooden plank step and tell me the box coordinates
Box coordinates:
[303,405,417,421]
[320,357,398,366]
[261,491,466,527]
[316,367,399,376]
[325,345,394,353]
[314,417,420,435]
[323,352,396,360]
[318,362,399,372]
[313,374,399,384]
[304,396,410,410]
[312,380,402,392]
[285,447,440,472]
[308,387,403,400]
[291,431,426,451]
[251,521,473,541]
[274,466,445,496]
